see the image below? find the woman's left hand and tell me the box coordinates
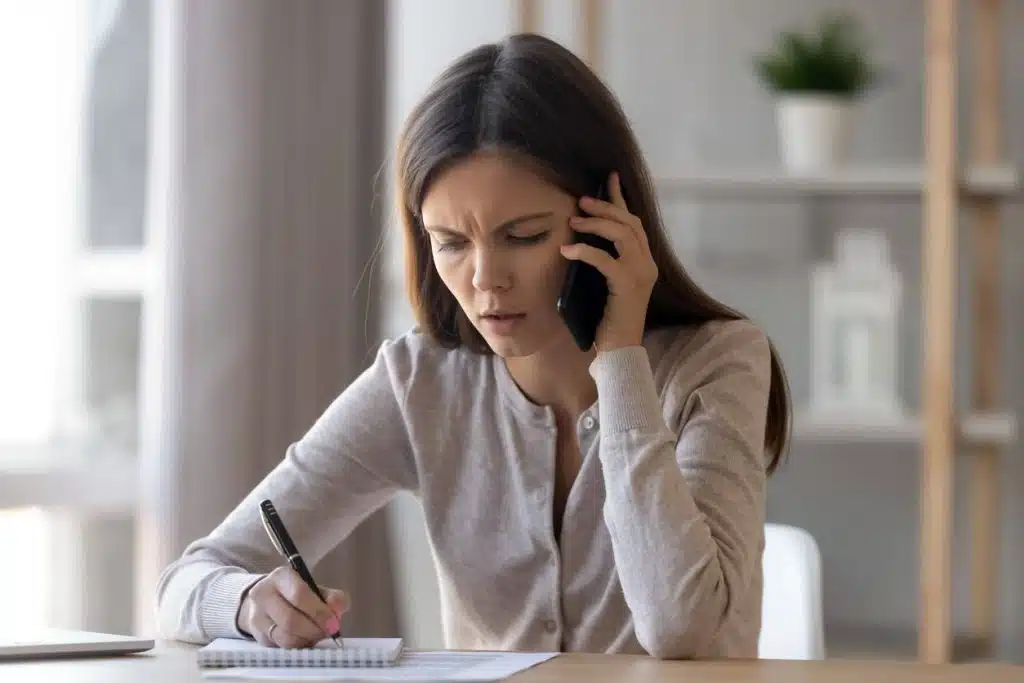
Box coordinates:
[560,171,659,352]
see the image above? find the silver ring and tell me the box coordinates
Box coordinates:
[268,623,278,640]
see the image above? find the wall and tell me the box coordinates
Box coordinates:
[381,0,1024,661]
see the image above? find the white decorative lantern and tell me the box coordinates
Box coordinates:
[810,228,904,419]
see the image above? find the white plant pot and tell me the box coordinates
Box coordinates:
[776,94,851,172]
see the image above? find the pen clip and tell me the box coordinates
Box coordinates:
[259,499,287,558]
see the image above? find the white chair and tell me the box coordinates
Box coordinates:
[758,523,826,660]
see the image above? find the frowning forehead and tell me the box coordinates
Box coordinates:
[422,212,555,239]
[419,152,575,236]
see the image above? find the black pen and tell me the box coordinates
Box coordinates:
[259,498,344,647]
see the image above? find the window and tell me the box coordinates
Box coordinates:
[0,0,151,633]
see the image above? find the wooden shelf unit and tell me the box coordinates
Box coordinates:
[793,410,1016,446]
[517,0,1016,664]
[654,164,1018,197]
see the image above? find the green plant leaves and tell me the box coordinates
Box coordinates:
[754,13,879,96]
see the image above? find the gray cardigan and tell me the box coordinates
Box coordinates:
[155,318,772,659]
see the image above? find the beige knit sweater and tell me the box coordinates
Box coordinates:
[155,318,772,659]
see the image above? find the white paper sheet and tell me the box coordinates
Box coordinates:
[201,650,559,681]
[202,637,403,654]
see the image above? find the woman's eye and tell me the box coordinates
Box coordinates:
[509,231,549,245]
[435,240,466,253]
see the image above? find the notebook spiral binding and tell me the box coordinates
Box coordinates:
[198,645,396,668]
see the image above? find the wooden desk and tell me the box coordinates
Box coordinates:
[2,642,1021,682]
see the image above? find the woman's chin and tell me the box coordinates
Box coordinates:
[481,325,571,359]
[484,336,533,359]
[479,326,544,359]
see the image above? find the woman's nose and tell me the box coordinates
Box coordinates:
[471,248,511,292]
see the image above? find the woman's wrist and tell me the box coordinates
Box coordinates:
[589,346,662,434]
[235,575,264,639]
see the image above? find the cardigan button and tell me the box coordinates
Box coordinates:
[582,415,596,430]
[533,486,548,504]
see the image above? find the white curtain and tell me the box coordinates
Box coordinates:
[137,0,396,637]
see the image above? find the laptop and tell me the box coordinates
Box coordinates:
[0,628,154,661]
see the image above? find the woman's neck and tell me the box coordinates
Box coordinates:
[503,337,598,420]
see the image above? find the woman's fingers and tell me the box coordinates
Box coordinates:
[246,608,279,648]
[559,242,624,282]
[580,173,640,228]
[273,568,343,635]
[262,589,326,648]
[608,170,627,209]
[578,171,649,249]
[240,567,349,648]
[568,217,633,259]
[323,588,351,622]
[578,193,633,225]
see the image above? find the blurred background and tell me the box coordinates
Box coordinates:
[0,0,1021,665]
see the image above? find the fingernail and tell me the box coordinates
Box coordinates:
[325,616,340,634]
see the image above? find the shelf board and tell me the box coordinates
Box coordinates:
[655,164,1018,197]
[74,247,152,299]
[793,410,1017,446]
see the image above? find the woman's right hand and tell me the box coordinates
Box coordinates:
[237,566,349,648]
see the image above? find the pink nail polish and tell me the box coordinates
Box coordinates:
[325,616,340,634]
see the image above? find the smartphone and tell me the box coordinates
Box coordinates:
[556,183,619,351]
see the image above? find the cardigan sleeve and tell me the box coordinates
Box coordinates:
[589,319,772,659]
[154,339,419,644]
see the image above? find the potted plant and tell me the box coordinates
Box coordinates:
[754,13,879,172]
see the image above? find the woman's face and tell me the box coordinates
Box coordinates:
[419,151,580,358]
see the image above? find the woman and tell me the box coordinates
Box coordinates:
[156,33,791,660]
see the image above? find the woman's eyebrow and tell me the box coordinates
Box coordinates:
[423,211,554,235]
[496,211,554,230]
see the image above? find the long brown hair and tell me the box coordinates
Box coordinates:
[394,33,791,473]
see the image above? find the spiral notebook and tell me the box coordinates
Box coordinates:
[197,637,404,669]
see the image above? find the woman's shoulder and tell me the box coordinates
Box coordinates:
[373,326,490,392]
[643,318,771,387]
[641,319,773,434]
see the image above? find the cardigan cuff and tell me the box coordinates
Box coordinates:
[589,346,663,434]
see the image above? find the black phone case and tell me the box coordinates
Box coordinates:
[556,230,618,351]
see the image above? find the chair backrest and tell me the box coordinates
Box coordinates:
[758,523,825,660]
